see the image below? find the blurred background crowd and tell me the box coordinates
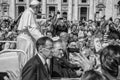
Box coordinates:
[1,14,120,51]
[1,13,120,80]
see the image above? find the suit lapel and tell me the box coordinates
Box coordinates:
[35,54,50,79]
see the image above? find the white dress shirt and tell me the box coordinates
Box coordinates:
[38,53,46,65]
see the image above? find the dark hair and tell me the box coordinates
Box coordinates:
[108,27,120,40]
[81,70,106,80]
[36,37,53,51]
[57,11,60,14]
[100,45,120,78]
[109,17,113,21]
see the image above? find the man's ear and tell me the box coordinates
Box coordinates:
[38,45,43,53]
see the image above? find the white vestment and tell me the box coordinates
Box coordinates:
[17,7,42,68]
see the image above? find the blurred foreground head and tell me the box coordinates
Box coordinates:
[100,45,120,80]
[81,70,107,80]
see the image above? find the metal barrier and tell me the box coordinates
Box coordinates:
[0,49,26,80]
[0,41,17,51]
[52,78,81,80]
[0,41,17,43]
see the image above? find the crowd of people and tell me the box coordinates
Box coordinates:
[0,0,120,80]
[0,16,18,50]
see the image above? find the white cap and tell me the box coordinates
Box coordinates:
[30,0,40,6]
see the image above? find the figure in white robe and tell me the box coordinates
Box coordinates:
[17,0,43,69]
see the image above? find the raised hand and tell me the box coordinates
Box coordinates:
[6,70,20,80]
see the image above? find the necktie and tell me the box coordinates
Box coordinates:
[45,63,49,73]
[45,62,51,79]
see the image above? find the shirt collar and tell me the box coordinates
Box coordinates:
[38,53,46,65]
[29,7,35,14]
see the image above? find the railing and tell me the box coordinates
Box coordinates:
[0,41,17,51]
[0,41,17,43]
[52,78,81,80]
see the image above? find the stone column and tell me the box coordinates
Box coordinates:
[26,0,30,8]
[42,0,47,18]
[105,0,113,20]
[89,0,94,20]
[87,7,89,20]
[74,0,78,21]
[68,0,73,21]
[0,0,2,17]
[9,0,15,19]
[57,0,62,17]
[93,0,97,14]
[113,1,117,19]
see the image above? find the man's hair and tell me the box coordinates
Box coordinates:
[100,45,120,78]
[81,70,106,80]
[36,37,53,51]
[108,27,120,40]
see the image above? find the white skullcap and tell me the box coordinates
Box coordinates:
[70,42,77,46]
[30,0,40,6]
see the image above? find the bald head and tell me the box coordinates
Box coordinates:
[60,32,67,37]
[60,32,68,42]
[54,41,62,47]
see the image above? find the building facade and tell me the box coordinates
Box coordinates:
[0,0,120,21]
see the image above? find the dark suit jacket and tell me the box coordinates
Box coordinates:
[51,57,66,78]
[22,54,50,80]
[51,57,79,78]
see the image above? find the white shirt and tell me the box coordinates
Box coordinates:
[38,53,46,65]
[38,54,50,75]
